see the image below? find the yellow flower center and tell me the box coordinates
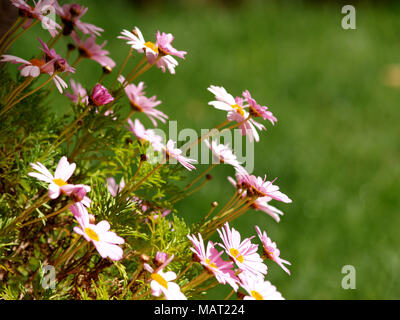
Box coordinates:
[151,273,168,289]
[251,290,264,300]
[230,248,244,264]
[130,101,144,112]
[264,247,274,260]
[205,258,217,269]
[53,178,68,187]
[231,104,245,117]
[144,41,159,53]
[84,227,99,242]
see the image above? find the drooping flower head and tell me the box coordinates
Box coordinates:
[205,139,242,168]
[72,203,125,261]
[38,37,75,74]
[118,76,167,126]
[188,233,239,291]
[54,1,103,36]
[163,140,197,171]
[127,118,163,151]
[233,167,292,203]
[1,38,74,93]
[62,184,91,207]
[65,79,88,105]
[28,156,76,199]
[217,222,267,277]
[89,83,114,106]
[11,0,62,37]
[242,90,277,124]
[155,31,187,59]
[255,226,291,275]
[71,31,116,69]
[238,272,284,300]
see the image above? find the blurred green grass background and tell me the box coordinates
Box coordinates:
[8,0,400,299]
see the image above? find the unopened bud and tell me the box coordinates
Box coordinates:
[211,201,218,207]
[206,174,213,180]
[140,254,150,263]
[140,154,147,162]
[89,214,96,224]
[67,43,76,51]
[102,65,112,74]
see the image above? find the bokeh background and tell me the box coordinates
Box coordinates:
[4,0,400,299]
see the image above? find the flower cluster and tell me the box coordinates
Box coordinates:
[0,0,293,301]
[188,222,288,300]
[29,156,125,260]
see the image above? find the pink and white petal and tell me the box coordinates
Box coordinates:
[150,281,163,297]
[94,220,110,233]
[48,184,61,199]
[162,271,177,282]
[94,241,124,261]
[100,231,125,245]
[28,172,53,183]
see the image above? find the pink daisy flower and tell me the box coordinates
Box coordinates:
[242,90,277,124]
[188,233,239,291]
[234,167,292,203]
[118,27,159,64]
[62,184,91,207]
[72,203,125,261]
[155,31,187,59]
[238,272,284,300]
[11,0,62,37]
[71,31,116,68]
[38,37,75,74]
[143,255,186,300]
[54,2,103,36]
[155,55,178,74]
[217,222,267,277]
[204,139,241,168]
[89,83,114,106]
[251,197,284,222]
[118,76,167,126]
[163,140,197,171]
[65,79,88,105]
[227,176,285,222]
[207,85,266,143]
[154,251,169,267]
[28,156,76,199]
[1,38,74,93]
[255,226,291,275]
[127,118,163,151]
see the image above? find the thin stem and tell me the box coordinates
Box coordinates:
[1,74,57,115]
[182,119,230,153]
[0,17,23,48]
[123,264,143,298]
[1,20,39,54]
[224,289,235,300]
[122,55,147,87]
[176,261,194,281]
[0,193,49,235]
[183,164,216,192]
[47,32,62,49]
[18,201,72,228]
[129,163,163,192]
[2,77,34,106]
[111,47,133,89]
